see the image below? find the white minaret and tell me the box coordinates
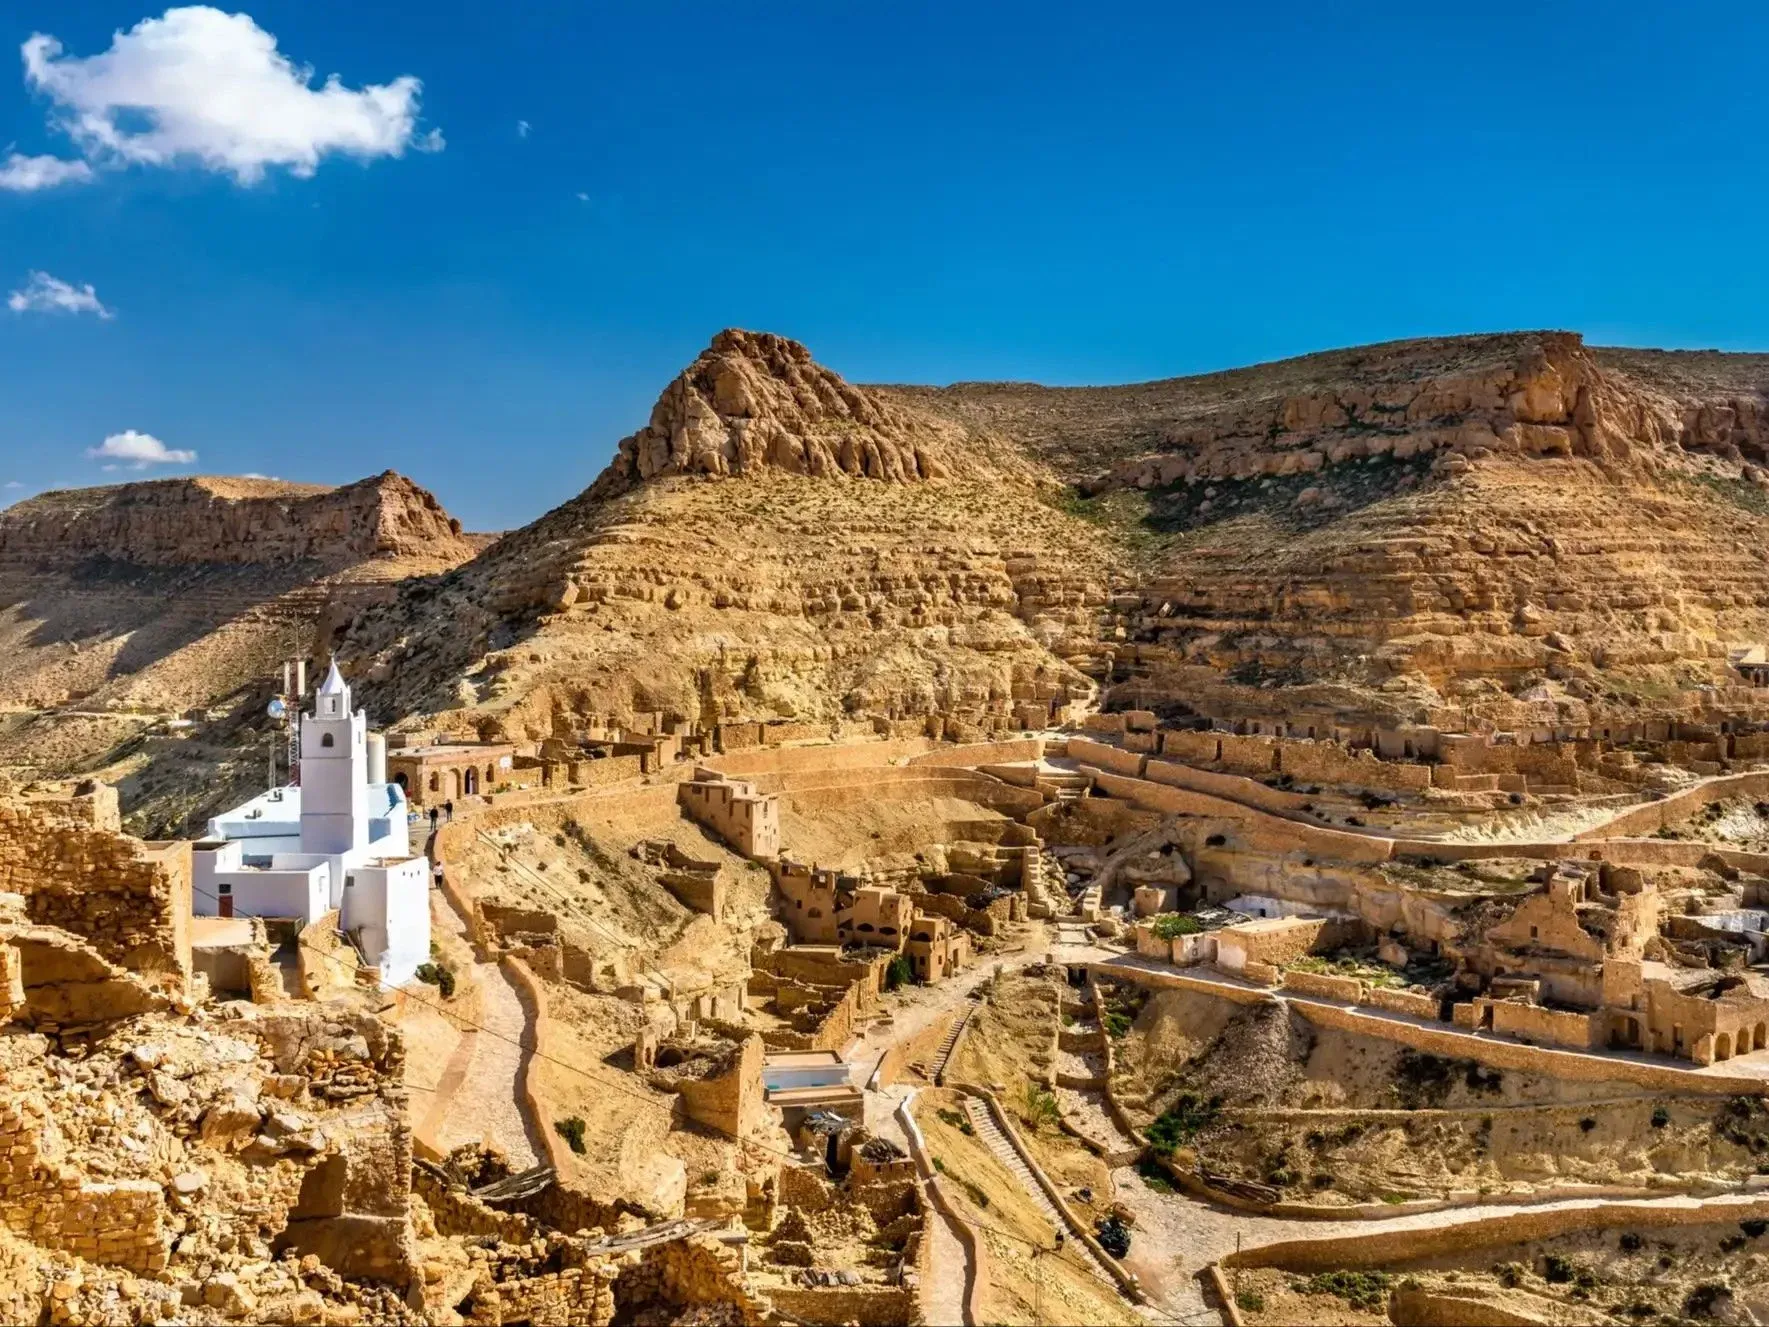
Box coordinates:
[300,659,368,856]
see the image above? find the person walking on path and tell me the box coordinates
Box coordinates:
[445,800,454,822]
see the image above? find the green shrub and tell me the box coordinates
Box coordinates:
[936,1107,973,1136]
[1023,1083,1060,1132]
[1291,1270,1391,1310]
[554,1116,587,1155]
[1134,1158,1175,1192]
[1235,1290,1264,1313]
[1146,1093,1221,1156]
[1151,913,1204,940]
[1542,1255,1574,1285]
[1651,1106,1670,1128]
[415,962,456,999]
[884,955,915,991]
[1104,1011,1132,1038]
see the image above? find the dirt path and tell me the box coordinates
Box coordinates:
[430,854,544,1168]
[850,929,1117,1324]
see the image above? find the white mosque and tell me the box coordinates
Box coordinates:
[194,660,431,986]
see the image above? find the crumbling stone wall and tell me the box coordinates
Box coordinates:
[0,1090,167,1272]
[0,787,190,993]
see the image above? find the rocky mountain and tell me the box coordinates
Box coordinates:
[342,328,1769,748]
[0,471,480,834]
[11,327,1769,831]
[340,330,1105,744]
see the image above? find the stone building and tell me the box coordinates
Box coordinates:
[0,781,191,996]
[904,912,969,984]
[1454,865,1769,1064]
[679,769,780,860]
[385,737,519,804]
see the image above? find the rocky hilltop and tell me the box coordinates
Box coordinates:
[587,328,997,496]
[342,330,1104,744]
[342,328,1769,750]
[0,471,473,571]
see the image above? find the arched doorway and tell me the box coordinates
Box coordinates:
[1715,1032,1733,1062]
[463,766,479,796]
[393,772,409,795]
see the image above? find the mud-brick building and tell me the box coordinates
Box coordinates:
[385,737,520,804]
[679,769,780,860]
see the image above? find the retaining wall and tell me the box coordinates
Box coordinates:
[501,955,568,1174]
[1220,1195,1769,1272]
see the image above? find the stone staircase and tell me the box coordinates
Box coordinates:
[961,1097,1117,1286]
[931,998,979,1086]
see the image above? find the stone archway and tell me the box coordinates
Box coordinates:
[463,766,479,796]
[1715,1031,1733,1062]
[1757,1022,1768,1052]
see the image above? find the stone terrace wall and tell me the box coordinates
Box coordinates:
[1222,1196,1769,1273]
[1572,770,1769,841]
[0,788,190,993]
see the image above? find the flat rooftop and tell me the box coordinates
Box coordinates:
[764,1050,844,1068]
[190,916,258,948]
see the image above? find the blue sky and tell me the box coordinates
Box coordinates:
[2,1,1767,530]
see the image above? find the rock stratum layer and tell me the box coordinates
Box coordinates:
[0,472,471,571]
[336,328,1769,752]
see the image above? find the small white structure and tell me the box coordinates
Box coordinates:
[194,660,431,986]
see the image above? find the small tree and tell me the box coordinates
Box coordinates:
[885,955,915,991]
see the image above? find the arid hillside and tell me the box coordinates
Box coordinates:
[343,328,1769,748]
[0,472,481,834]
[338,329,1111,745]
[12,327,1769,825]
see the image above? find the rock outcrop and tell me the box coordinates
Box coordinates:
[0,471,473,571]
[590,329,976,496]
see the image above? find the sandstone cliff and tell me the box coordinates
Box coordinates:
[0,471,478,836]
[0,471,474,570]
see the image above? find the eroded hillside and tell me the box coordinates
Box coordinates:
[0,472,481,835]
[343,328,1769,748]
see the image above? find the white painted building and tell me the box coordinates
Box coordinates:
[194,661,431,986]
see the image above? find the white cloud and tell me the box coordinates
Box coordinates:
[20,6,440,184]
[87,430,196,468]
[0,151,93,190]
[575,191,589,202]
[4,480,22,489]
[517,119,530,138]
[8,270,112,317]
[240,471,281,479]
